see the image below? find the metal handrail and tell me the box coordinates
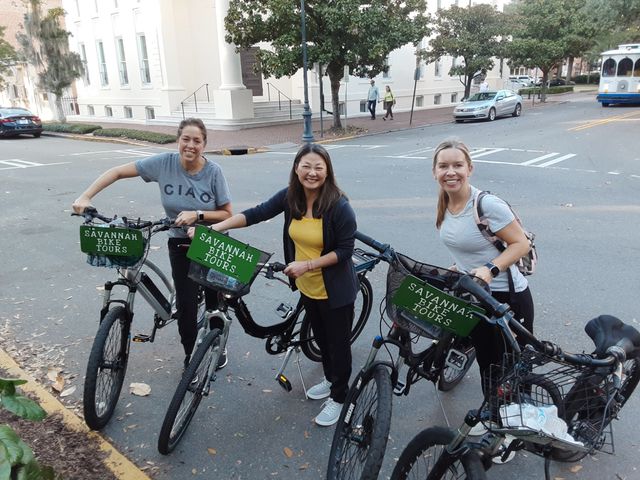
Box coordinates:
[266,83,293,119]
[180,83,210,119]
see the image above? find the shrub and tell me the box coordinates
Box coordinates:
[92,128,177,144]
[42,123,102,134]
[518,86,574,95]
[573,73,600,84]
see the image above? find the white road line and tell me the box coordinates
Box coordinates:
[535,153,577,168]
[519,152,559,166]
[471,148,506,158]
[119,149,154,157]
[0,159,42,167]
[0,161,69,171]
[607,171,621,175]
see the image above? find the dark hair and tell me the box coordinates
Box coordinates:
[286,143,344,219]
[177,118,207,144]
[432,139,473,229]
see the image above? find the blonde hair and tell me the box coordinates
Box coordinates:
[433,139,473,229]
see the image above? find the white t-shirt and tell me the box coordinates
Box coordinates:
[439,186,528,293]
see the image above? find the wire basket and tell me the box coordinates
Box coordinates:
[385,252,488,339]
[485,349,615,457]
[188,248,272,296]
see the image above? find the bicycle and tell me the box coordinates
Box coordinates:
[390,275,640,480]
[157,227,378,454]
[328,231,487,480]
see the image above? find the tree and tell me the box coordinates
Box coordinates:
[225,0,431,129]
[0,25,17,90]
[421,4,507,99]
[16,0,83,122]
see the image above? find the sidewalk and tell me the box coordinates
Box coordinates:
[56,89,592,153]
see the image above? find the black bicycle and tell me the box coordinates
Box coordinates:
[327,232,485,480]
[391,275,640,480]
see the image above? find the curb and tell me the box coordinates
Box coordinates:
[42,131,163,148]
[0,348,152,480]
[207,146,266,155]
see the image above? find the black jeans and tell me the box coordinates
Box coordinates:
[301,293,353,404]
[384,101,393,119]
[168,238,219,356]
[367,100,377,119]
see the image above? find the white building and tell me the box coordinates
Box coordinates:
[58,0,511,128]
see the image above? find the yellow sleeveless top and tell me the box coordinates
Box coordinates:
[288,217,327,299]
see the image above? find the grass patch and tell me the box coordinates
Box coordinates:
[42,122,102,134]
[92,128,176,144]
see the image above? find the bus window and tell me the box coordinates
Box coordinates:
[634,59,640,76]
[602,58,616,77]
[618,58,633,76]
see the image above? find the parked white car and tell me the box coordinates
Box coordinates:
[454,90,523,122]
[509,75,535,86]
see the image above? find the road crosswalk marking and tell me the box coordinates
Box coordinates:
[519,152,562,166]
[471,147,506,158]
[0,159,69,170]
[534,153,577,168]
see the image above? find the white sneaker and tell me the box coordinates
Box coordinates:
[307,378,331,400]
[315,399,342,427]
[492,435,516,464]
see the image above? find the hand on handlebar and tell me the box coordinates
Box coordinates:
[72,195,93,214]
[283,261,309,280]
[469,265,492,285]
[175,210,197,227]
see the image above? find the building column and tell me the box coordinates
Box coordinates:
[213,0,254,119]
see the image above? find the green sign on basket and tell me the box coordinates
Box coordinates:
[391,274,484,337]
[187,226,261,284]
[80,225,144,257]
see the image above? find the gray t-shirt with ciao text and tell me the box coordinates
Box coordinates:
[135,152,231,238]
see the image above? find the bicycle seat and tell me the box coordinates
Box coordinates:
[585,314,640,358]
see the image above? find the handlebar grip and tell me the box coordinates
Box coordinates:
[270,262,286,272]
[456,275,507,316]
[354,231,389,254]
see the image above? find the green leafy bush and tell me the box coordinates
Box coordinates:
[573,73,600,84]
[42,123,102,134]
[0,377,57,480]
[518,86,574,95]
[93,128,176,144]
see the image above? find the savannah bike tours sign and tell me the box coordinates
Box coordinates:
[80,225,144,257]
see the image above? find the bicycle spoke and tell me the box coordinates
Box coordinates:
[94,320,125,416]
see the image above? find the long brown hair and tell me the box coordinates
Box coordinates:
[287,143,344,219]
[433,139,473,229]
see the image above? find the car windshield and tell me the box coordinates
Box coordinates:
[467,92,497,102]
[0,108,32,117]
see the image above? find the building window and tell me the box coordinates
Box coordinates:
[115,38,128,85]
[434,94,441,105]
[434,59,442,77]
[93,0,98,14]
[79,44,90,85]
[137,34,151,84]
[416,95,424,107]
[105,105,113,116]
[96,41,108,86]
[382,57,390,78]
[124,106,133,118]
[114,0,118,7]
[451,57,457,68]
[451,92,458,103]
[145,106,155,119]
[74,0,80,16]
[360,100,367,113]
[87,105,95,115]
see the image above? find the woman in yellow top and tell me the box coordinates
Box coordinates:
[197,143,358,427]
[383,85,395,120]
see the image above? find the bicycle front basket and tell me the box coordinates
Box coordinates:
[385,252,487,338]
[81,224,148,269]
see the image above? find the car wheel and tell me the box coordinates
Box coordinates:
[487,108,496,121]
[33,132,42,138]
[512,103,522,117]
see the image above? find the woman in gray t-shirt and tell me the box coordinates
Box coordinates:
[73,118,232,371]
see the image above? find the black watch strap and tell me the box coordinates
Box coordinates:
[485,262,500,278]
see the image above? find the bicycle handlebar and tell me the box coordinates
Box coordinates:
[354,230,394,262]
[72,207,173,230]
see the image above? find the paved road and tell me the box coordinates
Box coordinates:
[1,97,639,479]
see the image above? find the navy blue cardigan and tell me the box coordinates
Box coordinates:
[242,188,358,309]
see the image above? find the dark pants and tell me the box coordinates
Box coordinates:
[367,100,377,119]
[384,101,394,119]
[470,286,534,395]
[168,238,219,356]
[301,293,353,404]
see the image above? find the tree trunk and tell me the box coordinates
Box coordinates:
[50,92,66,122]
[464,75,472,99]
[566,57,574,83]
[540,70,549,103]
[327,68,342,129]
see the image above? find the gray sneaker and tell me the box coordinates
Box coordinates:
[315,399,342,426]
[307,378,331,400]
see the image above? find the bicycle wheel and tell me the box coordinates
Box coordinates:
[301,275,373,363]
[83,306,131,430]
[390,427,486,480]
[438,336,476,392]
[158,329,222,455]
[327,364,393,480]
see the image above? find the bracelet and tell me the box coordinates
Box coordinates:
[307,260,313,271]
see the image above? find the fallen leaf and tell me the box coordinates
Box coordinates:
[60,386,76,397]
[299,463,310,470]
[192,468,197,474]
[284,447,294,458]
[130,382,151,396]
[570,465,583,473]
[51,374,65,393]
[207,448,217,456]
[47,367,62,382]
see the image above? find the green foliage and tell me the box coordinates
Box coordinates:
[573,73,600,84]
[42,122,102,134]
[0,25,17,90]
[93,128,177,144]
[421,4,507,99]
[518,85,574,95]
[225,0,431,128]
[0,377,57,480]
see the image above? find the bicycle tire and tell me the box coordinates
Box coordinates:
[391,426,486,480]
[158,328,222,455]
[327,364,393,480]
[83,306,131,430]
[300,275,373,363]
[438,337,476,392]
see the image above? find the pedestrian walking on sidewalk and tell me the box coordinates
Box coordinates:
[367,79,380,119]
[194,143,358,427]
[383,85,395,120]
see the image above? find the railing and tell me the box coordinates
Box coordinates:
[61,96,80,116]
[180,83,210,119]
[266,83,293,119]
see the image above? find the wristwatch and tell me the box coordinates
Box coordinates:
[196,210,204,221]
[485,262,500,278]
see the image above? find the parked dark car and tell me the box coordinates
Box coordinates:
[0,107,43,138]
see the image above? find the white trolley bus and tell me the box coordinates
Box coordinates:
[597,43,640,107]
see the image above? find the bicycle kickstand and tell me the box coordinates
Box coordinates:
[275,346,307,396]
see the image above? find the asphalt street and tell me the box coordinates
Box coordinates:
[1,97,639,479]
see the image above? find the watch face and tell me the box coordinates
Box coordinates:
[491,265,500,277]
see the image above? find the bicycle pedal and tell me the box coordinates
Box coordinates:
[132,334,151,343]
[276,374,293,392]
[393,380,406,396]
[445,348,468,371]
[275,302,293,318]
